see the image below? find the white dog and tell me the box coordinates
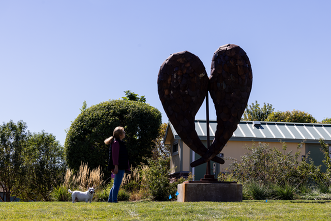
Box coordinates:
[68,187,95,203]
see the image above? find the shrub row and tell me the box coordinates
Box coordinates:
[51,157,191,202]
[220,139,331,200]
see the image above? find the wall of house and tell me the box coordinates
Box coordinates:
[168,133,176,173]
[219,141,306,172]
[182,142,191,172]
[305,143,327,172]
[170,152,180,173]
[170,138,181,174]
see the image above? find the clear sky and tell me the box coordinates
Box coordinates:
[1,0,330,146]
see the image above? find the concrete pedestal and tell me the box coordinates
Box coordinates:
[177,181,242,202]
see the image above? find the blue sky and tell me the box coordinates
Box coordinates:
[1,0,330,146]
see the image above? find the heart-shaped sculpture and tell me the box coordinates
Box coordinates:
[191,44,253,167]
[157,51,211,159]
[158,44,252,167]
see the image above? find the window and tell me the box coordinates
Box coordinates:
[173,143,178,153]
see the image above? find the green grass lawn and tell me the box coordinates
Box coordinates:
[1,200,331,220]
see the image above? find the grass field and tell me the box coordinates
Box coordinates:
[1,200,331,220]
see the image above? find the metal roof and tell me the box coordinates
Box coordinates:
[167,120,331,143]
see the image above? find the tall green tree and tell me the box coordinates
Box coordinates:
[0,120,29,202]
[19,132,65,201]
[242,101,274,121]
[65,99,161,176]
[266,110,317,123]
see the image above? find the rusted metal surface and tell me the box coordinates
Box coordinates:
[207,44,253,162]
[157,51,211,160]
[158,44,252,168]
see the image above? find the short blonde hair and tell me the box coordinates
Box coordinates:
[104,126,125,145]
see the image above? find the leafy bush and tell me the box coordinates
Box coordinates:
[51,185,70,201]
[117,189,130,201]
[222,140,331,200]
[227,142,322,188]
[122,166,143,192]
[121,165,152,201]
[321,118,331,124]
[266,110,317,123]
[128,189,150,201]
[95,181,113,202]
[65,99,161,176]
[94,181,130,202]
[270,183,295,200]
[141,157,171,201]
[120,157,191,201]
[243,181,270,200]
[243,181,296,200]
[141,157,192,201]
[95,188,109,202]
[299,188,331,200]
[242,100,274,121]
[320,139,331,188]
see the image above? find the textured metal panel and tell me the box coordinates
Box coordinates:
[285,124,302,139]
[305,125,320,140]
[209,122,216,136]
[266,123,284,138]
[322,125,331,139]
[198,121,208,136]
[312,125,326,140]
[239,123,254,138]
[276,124,292,138]
[251,125,266,138]
[167,121,331,143]
[232,126,243,137]
[294,125,305,139]
[195,121,204,136]
[296,126,312,139]
[260,124,275,138]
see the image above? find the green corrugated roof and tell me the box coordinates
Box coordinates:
[167,120,331,143]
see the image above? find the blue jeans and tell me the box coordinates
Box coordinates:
[108,170,125,203]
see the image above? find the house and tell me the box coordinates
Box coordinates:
[164,120,331,181]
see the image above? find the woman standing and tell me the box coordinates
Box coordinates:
[104,126,129,203]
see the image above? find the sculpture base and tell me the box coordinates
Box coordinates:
[177,181,242,202]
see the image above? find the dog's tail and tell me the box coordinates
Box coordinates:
[68,189,72,194]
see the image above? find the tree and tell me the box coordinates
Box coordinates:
[65,99,161,176]
[152,123,171,160]
[266,110,317,123]
[0,120,29,202]
[19,132,66,201]
[322,118,331,124]
[242,101,274,121]
[122,90,146,103]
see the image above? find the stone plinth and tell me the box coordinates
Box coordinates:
[177,181,242,202]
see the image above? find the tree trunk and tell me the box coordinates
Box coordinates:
[5,191,10,202]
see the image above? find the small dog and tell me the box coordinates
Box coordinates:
[68,187,95,203]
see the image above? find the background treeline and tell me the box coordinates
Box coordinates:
[0,120,65,201]
[242,100,331,123]
[2,97,331,202]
